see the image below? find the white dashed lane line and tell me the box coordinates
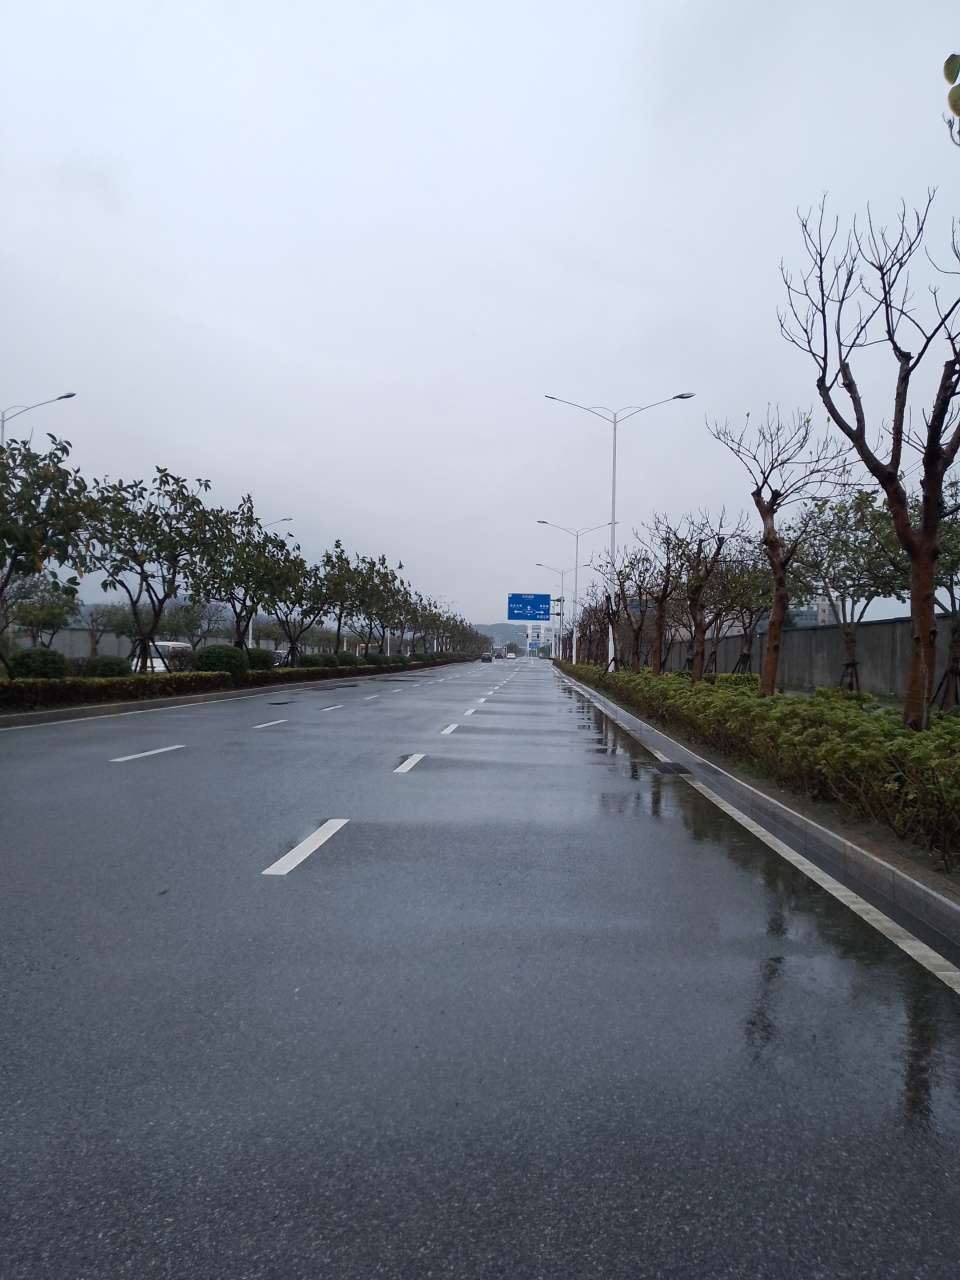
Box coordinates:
[364,695,379,700]
[253,719,287,729]
[441,724,458,735]
[320,705,343,711]
[262,818,350,876]
[463,708,475,715]
[110,745,185,763]
[395,754,425,773]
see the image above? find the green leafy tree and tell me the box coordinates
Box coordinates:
[195,495,294,648]
[80,468,216,671]
[802,489,909,688]
[155,598,227,649]
[8,577,80,647]
[320,540,358,654]
[265,555,329,664]
[0,434,88,675]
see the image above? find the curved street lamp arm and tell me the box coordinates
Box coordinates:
[544,395,615,424]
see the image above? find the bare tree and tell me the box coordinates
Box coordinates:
[780,196,960,728]
[711,410,844,696]
[643,514,681,677]
[673,510,742,683]
[603,546,654,672]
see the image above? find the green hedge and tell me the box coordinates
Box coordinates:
[0,654,469,713]
[0,671,232,710]
[559,663,960,857]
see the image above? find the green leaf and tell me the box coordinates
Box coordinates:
[949,83,960,116]
[945,54,960,85]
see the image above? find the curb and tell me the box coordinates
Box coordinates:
[0,663,459,731]
[559,669,960,970]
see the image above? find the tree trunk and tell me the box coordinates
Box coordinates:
[651,603,665,677]
[759,558,788,696]
[689,591,706,683]
[840,623,858,690]
[941,616,960,711]
[903,548,939,730]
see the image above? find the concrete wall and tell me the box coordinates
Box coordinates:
[661,614,954,700]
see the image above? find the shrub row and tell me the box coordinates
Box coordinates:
[0,670,233,710]
[0,652,476,711]
[558,662,960,858]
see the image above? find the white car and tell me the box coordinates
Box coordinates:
[146,641,194,672]
[506,653,516,660]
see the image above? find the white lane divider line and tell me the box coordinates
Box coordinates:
[441,723,458,734]
[463,708,476,715]
[395,753,425,773]
[111,744,185,763]
[253,719,287,729]
[320,704,343,711]
[262,818,349,876]
[685,777,960,996]
[477,698,487,703]
[364,695,379,700]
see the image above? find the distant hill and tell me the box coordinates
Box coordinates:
[473,623,529,646]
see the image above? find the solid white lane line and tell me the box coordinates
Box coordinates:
[685,777,960,996]
[111,744,185,763]
[262,818,349,876]
[463,708,476,715]
[320,704,343,711]
[253,719,287,729]
[395,753,425,773]
[364,695,379,700]
[441,723,458,734]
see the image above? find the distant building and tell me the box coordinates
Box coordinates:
[789,596,831,628]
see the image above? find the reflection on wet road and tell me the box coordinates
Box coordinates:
[2,660,960,1276]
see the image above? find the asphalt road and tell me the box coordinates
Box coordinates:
[3,658,960,1278]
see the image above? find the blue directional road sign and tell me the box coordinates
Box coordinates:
[507,593,551,621]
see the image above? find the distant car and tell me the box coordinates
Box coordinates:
[506,652,516,660]
[145,641,193,672]
[494,651,504,659]
[481,652,493,663]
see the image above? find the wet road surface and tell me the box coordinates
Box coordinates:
[3,659,960,1277]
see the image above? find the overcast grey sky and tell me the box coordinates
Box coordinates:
[1,2,957,621]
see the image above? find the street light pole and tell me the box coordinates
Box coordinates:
[536,562,586,661]
[537,519,606,663]
[1,393,76,447]
[545,392,694,668]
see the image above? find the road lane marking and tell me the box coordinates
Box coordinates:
[395,753,425,773]
[463,708,476,715]
[262,818,350,876]
[364,695,379,700]
[253,719,287,729]
[320,704,343,711]
[477,698,487,703]
[110,745,185,763]
[441,723,458,734]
